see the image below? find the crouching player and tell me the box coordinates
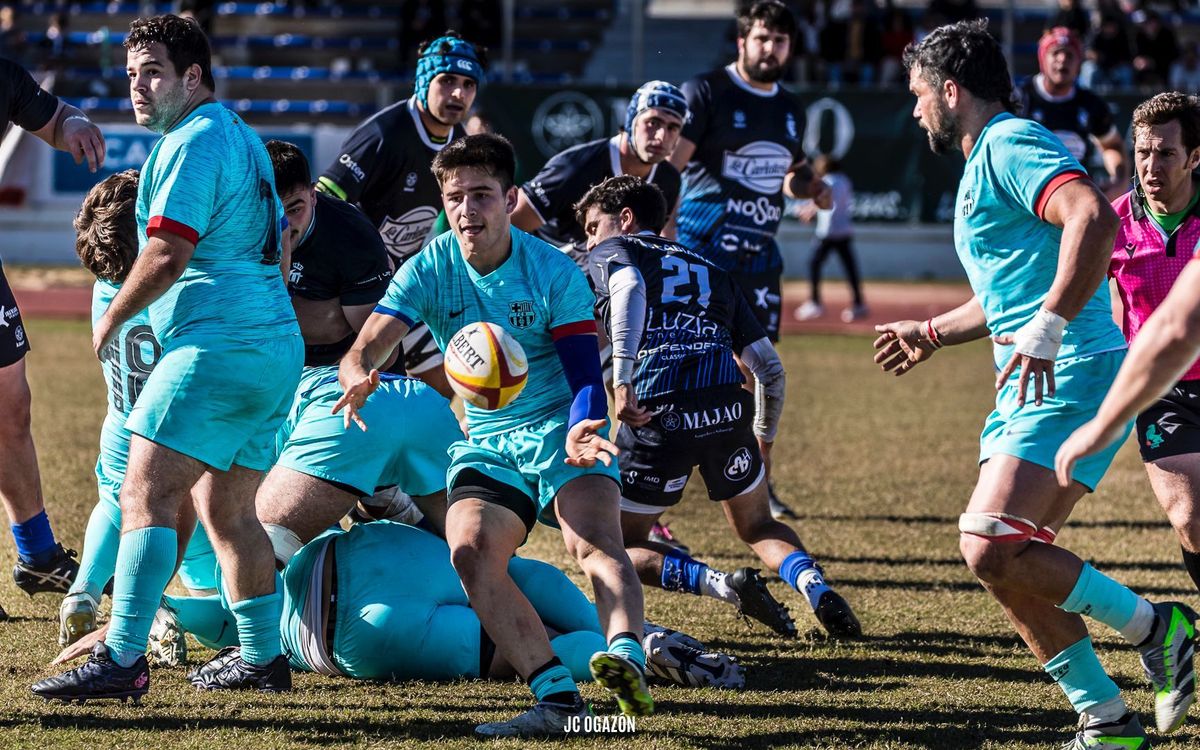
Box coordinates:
[61,169,218,649]
[337,134,652,737]
[577,175,861,639]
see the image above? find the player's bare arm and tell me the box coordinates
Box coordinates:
[30,100,106,173]
[994,177,1118,405]
[93,232,195,357]
[334,311,409,428]
[1057,259,1200,484]
[668,136,697,173]
[874,296,989,375]
[509,190,546,233]
[783,160,830,208]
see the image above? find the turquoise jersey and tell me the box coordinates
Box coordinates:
[954,113,1127,369]
[93,279,161,482]
[378,227,595,438]
[136,102,298,346]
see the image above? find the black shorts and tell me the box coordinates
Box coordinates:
[616,386,764,511]
[731,269,781,343]
[0,265,30,367]
[1136,379,1200,462]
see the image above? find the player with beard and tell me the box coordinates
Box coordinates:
[874,21,1194,748]
[1017,27,1129,202]
[670,0,826,522]
[318,32,485,399]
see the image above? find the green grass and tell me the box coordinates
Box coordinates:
[2,319,1197,749]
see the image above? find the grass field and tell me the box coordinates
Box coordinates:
[2,318,1198,749]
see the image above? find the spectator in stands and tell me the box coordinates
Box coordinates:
[177,1,215,38]
[878,1,914,87]
[795,155,867,323]
[1132,11,1179,88]
[1049,0,1091,38]
[399,0,446,70]
[0,4,28,65]
[926,0,981,25]
[791,0,821,85]
[37,11,69,72]
[821,0,883,88]
[460,0,502,53]
[1082,13,1134,89]
[1170,41,1200,94]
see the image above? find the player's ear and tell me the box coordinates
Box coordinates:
[504,185,518,215]
[619,206,637,234]
[1188,146,1200,172]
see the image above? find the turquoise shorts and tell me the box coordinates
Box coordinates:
[125,335,303,472]
[274,367,458,497]
[447,415,621,529]
[980,350,1131,491]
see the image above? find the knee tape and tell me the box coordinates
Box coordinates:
[959,512,1056,544]
[263,523,304,566]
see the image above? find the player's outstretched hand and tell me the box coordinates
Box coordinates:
[62,115,106,173]
[615,384,652,427]
[1055,418,1125,488]
[333,368,380,431]
[993,334,1055,407]
[53,623,109,665]
[565,418,619,468]
[873,319,935,376]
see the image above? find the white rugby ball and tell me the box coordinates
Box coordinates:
[444,321,528,410]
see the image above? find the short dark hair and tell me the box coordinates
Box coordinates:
[265,140,312,196]
[573,175,668,235]
[125,14,215,91]
[902,19,1015,112]
[431,133,516,191]
[74,169,140,283]
[1132,92,1200,154]
[736,0,797,40]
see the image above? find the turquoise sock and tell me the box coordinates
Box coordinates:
[165,594,240,650]
[1059,563,1139,631]
[607,632,646,671]
[106,526,177,667]
[1043,636,1121,712]
[229,574,283,666]
[551,631,607,682]
[70,503,121,601]
[528,658,578,702]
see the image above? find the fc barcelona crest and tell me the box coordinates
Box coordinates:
[509,300,536,328]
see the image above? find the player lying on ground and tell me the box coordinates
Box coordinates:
[337,134,652,738]
[874,21,1196,748]
[1068,92,1200,600]
[55,521,745,693]
[59,169,218,650]
[577,175,860,640]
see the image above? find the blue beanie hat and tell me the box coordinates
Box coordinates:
[414,34,485,108]
[624,80,690,133]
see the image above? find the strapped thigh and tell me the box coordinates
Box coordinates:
[959,511,1056,544]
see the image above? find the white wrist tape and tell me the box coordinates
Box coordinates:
[612,356,636,387]
[1012,308,1067,361]
[63,115,92,126]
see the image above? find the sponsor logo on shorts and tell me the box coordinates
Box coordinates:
[378,206,439,257]
[14,325,24,346]
[724,446,753,481]
[338,153,366,182]
[660,411,681,431]
[1145,424,1165,450]
[664,475,688,493]
[720,141,792,194]
[0,306,9,328]
[289,262,303,285]
[508,300,536,329]
[681,401,743,431]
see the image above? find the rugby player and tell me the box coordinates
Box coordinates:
[319,32,485,397]
[337,134,652,737]
[670,0,827,522]
[578,175,861,639]
[874,21,1195,747]
[0,57,106,608]
[59,170,217,650]
[1017,27,1130,202]
[33,14,303,701]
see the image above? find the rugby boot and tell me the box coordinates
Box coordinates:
[767,482,799,521]
[58,591,99,646]
[644,628,744,689]
[1137,600,1197,733]
[728,567,797,638]
[31,642,149,704]
[1063,711,1150,749]
[589,651,654,717]
[0,601,7,621]
[648,521,690,555]
[186,645,243,683]
[642,620,706,652]
[191,651,291,692]
[13,544,79,595]
[146,600,187,667]
[474,696,594,738]
[814,588,863,639]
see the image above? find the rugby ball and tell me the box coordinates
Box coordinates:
[444,322,528,410]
